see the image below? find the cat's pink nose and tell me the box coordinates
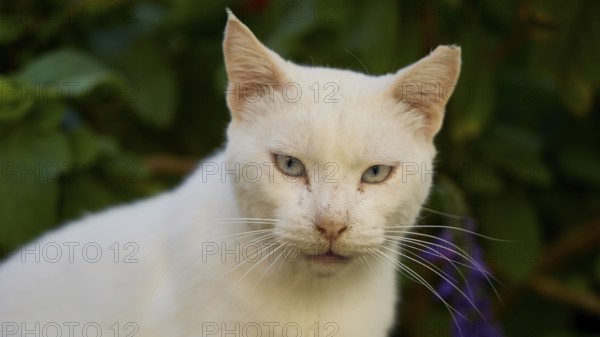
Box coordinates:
[315,221,348,241]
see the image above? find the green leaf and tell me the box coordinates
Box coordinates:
[0,132,71,245]
[112,42,177,128]
[565,274,591,293]
[530,1,600,108]
[435,176,469,215]
[504,293,570,337]
[479,0,520,30]
[60,175,118,221]
[60,155,151,221]
[542,333,581,337]
[18,49,118,98]
[478,125,552,186]
[0,20,27,43]
[24,102,66,133]
[345,0,400,74]
[68,127,102,165]
[595,255,600,283]
[0,97,34,122]
[447,26,495,142]
[426,175,469,228]
[266,0,335,55]
[0,77,35,121]
[459,163,504,195]
[557,147,600,188]
[557,76,594,116]
[478,194,541,281]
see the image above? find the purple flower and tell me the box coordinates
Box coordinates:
[429,220,504,337]
[420,228,459,263]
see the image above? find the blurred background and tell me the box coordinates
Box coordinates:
[1,0,599,336]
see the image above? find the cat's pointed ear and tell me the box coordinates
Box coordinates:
[390,45,461,139]
[223,9,287,119]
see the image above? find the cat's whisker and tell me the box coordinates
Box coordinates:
[390,57,398,73]
[369,249,418,288]
[345,48,370,75]
[374,250,468,337]
[384,235,480,268]
[219,238,280,306]
[200,218,283,229]
[214,234,286,308]
[387,246,480,324]
[384,224,513,242]
[254,242,288,288]
[173,223,284,286]
[387,231,504,303]
[208,228,277,242]
[203,221,279,227]
[206,220,278,224]
[414,211,434,223]
[386,235,494,279]
[151,223,279,281]
[217,231,280,250]
[388,234,499,286]
[218,232,281,275]
[275,246,289,276]
[215,242,276,282]
[240,240,286,287]
[363,253,380,280]
[204,232,283,281]
[368,249,421,287]
[420,206,472,221]
[213,217,283,223]
[370,248,468,333]
[382,238,460,284]
[378,244,485,320]
[389,231,501,280]
[384,235,475,297]
[358,255,368,273]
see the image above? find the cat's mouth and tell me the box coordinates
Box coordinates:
[303,250,351,264]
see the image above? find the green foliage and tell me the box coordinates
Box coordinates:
[1,0,599,335]
[19,49,118,97]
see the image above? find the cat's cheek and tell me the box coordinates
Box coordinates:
[268,179,313,221]
[355,180,423,229]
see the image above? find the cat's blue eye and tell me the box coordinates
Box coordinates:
[361,165,393,184]
[275,154,306,177]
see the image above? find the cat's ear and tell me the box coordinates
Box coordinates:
[223,9,287,119]
[390,46,461,139]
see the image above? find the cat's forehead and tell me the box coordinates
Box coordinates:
[286,64,396,97]
[280,64,401,122]
[263,75,422,167]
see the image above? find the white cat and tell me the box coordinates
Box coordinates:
[0,11,461,337]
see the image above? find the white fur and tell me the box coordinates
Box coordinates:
[0,13,460,337]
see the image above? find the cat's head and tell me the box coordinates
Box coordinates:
[222,11,461,276]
